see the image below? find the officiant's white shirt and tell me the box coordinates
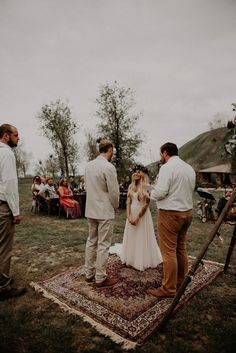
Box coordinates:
[151,156,196,211]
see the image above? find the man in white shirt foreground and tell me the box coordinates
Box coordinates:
[0,124,26,300]
[148,142,196,299]
[84,139,120,287]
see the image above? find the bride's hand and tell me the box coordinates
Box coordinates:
[128,217,133,224]
[133,216,140,226]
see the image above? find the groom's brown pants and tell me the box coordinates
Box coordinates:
[157,209,192,296]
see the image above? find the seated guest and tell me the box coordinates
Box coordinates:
[31,176,44,211]
[68,175,78,192]
[123,175,131,191]
[40,175,48,186]
[79,175,86,192]
[58,178,81,219]
[216,183,236,216]
[38,177,59,213]
[31,176,43,196]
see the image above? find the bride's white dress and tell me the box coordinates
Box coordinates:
[110,192,163,271]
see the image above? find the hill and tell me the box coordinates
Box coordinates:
[147,127,232,177]
[178,127,231,170]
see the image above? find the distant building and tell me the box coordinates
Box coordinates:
[197,164,232,187]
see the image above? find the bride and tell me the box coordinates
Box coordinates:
[110,165,162,271]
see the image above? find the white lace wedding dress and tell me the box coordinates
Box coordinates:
[110,192,163,271]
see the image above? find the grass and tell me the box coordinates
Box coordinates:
[0,181,235,353]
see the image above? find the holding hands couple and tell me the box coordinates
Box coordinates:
[84,140,196,300]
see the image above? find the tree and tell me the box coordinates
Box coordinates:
[67,141,80,176]
[14,141,32,177]
[34,155,60,178]
[84,130,99,161]
[37,99,79,177]
[208,113,226,130]
[96,81,143,180]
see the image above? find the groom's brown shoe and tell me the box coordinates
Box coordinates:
[95,276,119,288]
[147,288,175,299]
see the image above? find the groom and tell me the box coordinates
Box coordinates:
[84,139,120,287]
[148,142,195,299]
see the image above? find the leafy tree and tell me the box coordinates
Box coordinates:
[67,141,80,176]
[37,99,79,177]
[14,141,32,177]
[84,130,99,161]
[96,81,143,180]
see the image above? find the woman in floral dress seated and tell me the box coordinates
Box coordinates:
[58,178,81,219]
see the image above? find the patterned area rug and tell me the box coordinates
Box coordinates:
[30,255,223,349]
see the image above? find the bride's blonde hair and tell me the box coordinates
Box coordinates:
[127,170,149,202]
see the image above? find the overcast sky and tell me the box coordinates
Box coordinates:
[1,0,236,173]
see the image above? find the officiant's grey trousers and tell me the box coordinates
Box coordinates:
[85,218,114,283]
[0,203,15,276]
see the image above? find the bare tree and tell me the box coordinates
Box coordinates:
[34,155,60,178]
[14,141,32,177]
[208,113,227,130]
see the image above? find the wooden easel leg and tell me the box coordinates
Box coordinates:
[224,224,236,273]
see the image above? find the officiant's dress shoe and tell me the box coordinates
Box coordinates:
[0,285,26,301]
[95,276,119,288]
[147,288,175,299]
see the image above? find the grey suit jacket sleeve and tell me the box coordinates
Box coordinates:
[105,165,120,209]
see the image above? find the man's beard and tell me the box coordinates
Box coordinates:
[8,138,17,148]
[108,153,113,162]
[160,156,166,165]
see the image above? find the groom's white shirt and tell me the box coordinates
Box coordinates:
[85,155,119,219]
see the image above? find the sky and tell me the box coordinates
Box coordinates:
[1,0,236,174]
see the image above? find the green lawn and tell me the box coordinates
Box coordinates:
[0,180,235,353]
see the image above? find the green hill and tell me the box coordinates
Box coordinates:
[147,127,232,178]
[178,127,231,170]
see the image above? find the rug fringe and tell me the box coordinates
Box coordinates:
[30,281,137,350]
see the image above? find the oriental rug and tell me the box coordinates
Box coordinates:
[30,255,223,349]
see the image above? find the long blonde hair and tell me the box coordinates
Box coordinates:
[127,171,149,202]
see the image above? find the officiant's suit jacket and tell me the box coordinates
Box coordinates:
[85,155,119,220]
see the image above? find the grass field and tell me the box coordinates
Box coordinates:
[0,180,235,353]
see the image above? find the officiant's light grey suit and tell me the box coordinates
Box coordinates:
[84,155,119,283]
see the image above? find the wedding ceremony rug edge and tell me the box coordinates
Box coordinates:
[30,256,224,350]
[30,281,136,350]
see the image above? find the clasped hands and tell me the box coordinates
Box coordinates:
[128,216,140,226]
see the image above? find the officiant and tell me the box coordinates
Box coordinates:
[148,142,196,299]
